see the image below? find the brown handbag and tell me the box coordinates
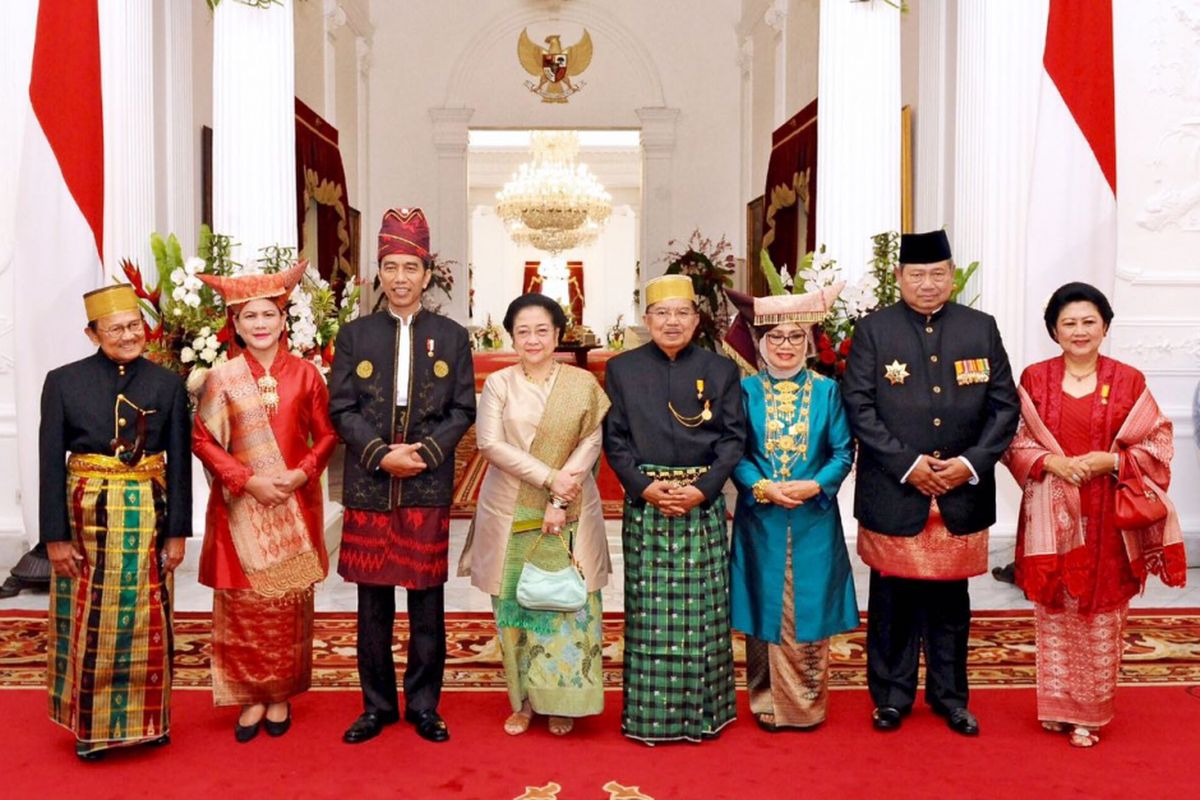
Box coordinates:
[1113,453,1168,529]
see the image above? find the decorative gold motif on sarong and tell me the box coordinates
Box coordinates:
[638,464,708,488]
[68,452,166,480]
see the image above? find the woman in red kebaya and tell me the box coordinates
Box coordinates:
[192,261,338,742]
[1003,282,1185,748]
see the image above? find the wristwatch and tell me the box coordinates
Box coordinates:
[550,496,570,510]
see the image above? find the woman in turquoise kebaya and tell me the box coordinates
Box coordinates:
[730,283,859,732]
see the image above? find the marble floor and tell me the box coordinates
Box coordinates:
[3,517,1198,614]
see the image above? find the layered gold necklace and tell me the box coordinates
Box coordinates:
[761,371,813,479]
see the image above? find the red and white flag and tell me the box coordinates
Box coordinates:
[13,0,105,540]
[1023,0,1117,363]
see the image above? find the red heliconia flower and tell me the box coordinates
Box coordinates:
[838,338,852,357]
[217,325,234,345]
[322,342,335,366]
[818,349,837,365]
[836,359,847,376]
[120,259,148,297]
[817,332,833,352]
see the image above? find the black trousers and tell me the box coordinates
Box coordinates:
[356,583,446,717]
[866,570,971,713]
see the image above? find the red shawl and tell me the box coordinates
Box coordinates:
[1003,357,1186,607]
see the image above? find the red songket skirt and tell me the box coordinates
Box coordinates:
[337,505,450,589]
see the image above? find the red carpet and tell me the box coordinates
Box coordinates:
[3,685,1199,799]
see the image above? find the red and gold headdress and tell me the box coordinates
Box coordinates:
[378,207,430,264]
[197,260,308,308]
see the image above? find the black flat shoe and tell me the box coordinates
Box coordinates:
[343,710,399,744]
[872,706,903,731]
[147,734,171,747]
[264,703,291,737]
[235,718,261,743]
[404,708,450,743]
[76,750,105,762]
[942,707,980,736]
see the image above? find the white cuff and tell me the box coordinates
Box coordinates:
[900,456,923,485]
[958,456,980,485]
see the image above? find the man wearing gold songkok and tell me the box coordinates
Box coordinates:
[842,230,1019,737]
[40,285,192,760]
[603,274,746,744]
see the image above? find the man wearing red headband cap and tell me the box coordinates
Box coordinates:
[330,208,476,744]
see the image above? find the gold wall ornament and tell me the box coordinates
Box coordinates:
[518,28,593,103]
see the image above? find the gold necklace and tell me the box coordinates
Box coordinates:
[761,371,813,478]
[521,360,558,385]
[1065,365,1097,381]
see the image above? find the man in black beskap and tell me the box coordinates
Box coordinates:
[842,230,1018,737]
[330,207,475,744]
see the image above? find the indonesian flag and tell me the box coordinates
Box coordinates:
[13,0,104,541]
[1023,0,1117,363]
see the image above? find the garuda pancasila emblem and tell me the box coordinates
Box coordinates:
[518,28,593,103]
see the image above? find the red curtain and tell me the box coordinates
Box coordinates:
[762,98,818,277]
[295,98,352,294]
[522,261,584,324]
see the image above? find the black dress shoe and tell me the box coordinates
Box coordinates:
[343,710,399,744]
[944,708,980,736]
[147,734,171,747]
[235,718,261,743]
[264,703,291,737]
[872,706,903,731]
[404,708,450,743]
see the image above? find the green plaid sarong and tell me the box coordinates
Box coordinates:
[620,494,737,742]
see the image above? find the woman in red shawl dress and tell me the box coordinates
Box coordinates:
[192,261,338,742]
[1003,282,1186,748]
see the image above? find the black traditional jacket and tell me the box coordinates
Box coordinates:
[602,342,746,505]
[841,301,1019,535]
[329,308,476,511]
[39,351,192,543]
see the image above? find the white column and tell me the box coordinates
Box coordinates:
[322,0,346,127]
[99,1,156,278]
[914,0,954,232]
[429,107,474,322]
[815,0,901,281]
[636,107,680,286]
[952,0,1046,367]
[738,36,754,205]
[764,0,788,127]
[355,35,371,276]
[161,0,195,251]
[213,0,297,268]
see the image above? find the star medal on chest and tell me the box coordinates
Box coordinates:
[884,359,910,386]
[668,378,712,428]
[762,373,813,477]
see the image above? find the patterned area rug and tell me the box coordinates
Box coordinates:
[2,610,1198,690]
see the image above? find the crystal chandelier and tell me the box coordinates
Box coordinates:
[496,131,612,254]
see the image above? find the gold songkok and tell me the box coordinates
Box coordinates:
[645,274,696,308]
[83,285,140,323]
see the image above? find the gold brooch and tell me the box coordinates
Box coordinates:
[884,359,910,386]
[433,359,449,378]
[356,360,373,379]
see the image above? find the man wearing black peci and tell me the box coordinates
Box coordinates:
[842,230,1019,737]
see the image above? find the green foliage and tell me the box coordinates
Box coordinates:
[758,248,787,296]
[951,261,980,307]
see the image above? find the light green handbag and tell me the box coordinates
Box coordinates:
[515,531,587,612]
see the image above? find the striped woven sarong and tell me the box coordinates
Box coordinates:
[620,495,737,743]
[48,453,173,755]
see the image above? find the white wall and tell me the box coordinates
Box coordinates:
[367,0,743,323]
[1109,0,1200,557]
[470,204,638,337]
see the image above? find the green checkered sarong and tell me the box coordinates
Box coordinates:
[621,495,737,742]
